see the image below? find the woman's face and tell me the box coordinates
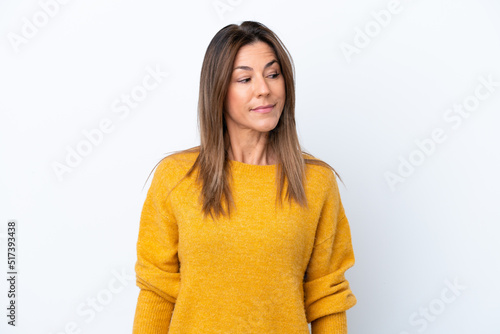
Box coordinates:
[224,41,286,137]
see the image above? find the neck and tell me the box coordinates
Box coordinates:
[225,134,276,165]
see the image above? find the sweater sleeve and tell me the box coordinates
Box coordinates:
[311,311,347,333]
[133,158,180,333]
[304,170,356,334]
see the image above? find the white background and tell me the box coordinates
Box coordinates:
[1,0,499,333]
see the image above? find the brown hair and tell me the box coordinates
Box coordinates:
[145,21,342,222]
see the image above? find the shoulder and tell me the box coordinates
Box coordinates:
[153,147,200,184]
[301,152,340,193]
[302,153,337,180]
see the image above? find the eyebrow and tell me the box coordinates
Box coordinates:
[233,59,278,71]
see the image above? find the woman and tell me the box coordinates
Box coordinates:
[133,21,356,333]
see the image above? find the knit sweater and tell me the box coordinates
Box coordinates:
[133,150,356,333]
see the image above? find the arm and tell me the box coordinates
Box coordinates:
[304,170,357,334]
[133,158,180,333]
[133,290,175,333]
[311,312,347,334]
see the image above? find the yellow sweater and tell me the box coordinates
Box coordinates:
[133,151,356,333]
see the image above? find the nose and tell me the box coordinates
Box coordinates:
[255,74,270,97]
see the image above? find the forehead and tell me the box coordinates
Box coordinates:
[233,41,277,65]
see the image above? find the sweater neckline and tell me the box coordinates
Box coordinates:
[228,158,277,173]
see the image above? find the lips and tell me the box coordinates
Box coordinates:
[252,104,274,110]
[252,104,275,112]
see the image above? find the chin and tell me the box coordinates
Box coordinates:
[254,123,279,133]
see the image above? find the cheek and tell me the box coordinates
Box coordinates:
[226,88,247,110]
[276,79,286,99]
[225,90,236,111]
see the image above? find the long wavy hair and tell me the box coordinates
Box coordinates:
[145,21,342,222]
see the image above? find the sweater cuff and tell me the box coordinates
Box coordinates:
[133,289,175,333]
[311,311,347,334]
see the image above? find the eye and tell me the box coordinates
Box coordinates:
[237,72,280,83]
